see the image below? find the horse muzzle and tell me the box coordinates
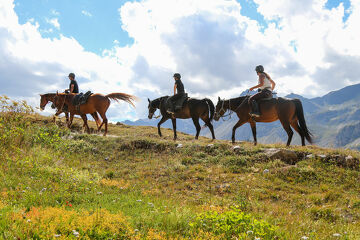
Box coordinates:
[40,106,45,111]
[148,113,153,119]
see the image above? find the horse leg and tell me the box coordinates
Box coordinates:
[171,118,177,140]
[80,114,90,134]
[98,112,108,136]
[280,119,293,146]
[91,112,101,129]
[201,114,216,140]
[65,112,69,125]
[68,113,74,128]
[192,117,201,140]
[290,120,305,146]
[249,121,257,145]
[232,119,247,143]
[157,116,168,137]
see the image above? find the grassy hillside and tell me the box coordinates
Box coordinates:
[1,96,360,239]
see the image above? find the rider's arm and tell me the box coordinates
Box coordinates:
[249,75,264,91]
[270,79,276,90]
[174,84,177,95]
[70,84,74,93]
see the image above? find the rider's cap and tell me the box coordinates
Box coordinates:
[255,65,264,73]
[68,73,75,78]
[173,73,181,79]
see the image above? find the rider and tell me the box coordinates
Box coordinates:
[65,73,79,94]
[167,73,186,114]
[248,65,276,117]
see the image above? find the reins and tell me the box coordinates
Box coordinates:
[57,94,66,113]
[218,90,251,121]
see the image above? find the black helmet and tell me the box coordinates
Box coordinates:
[255,65,264,73]
[68,73,75,78]
[173,73,181,79]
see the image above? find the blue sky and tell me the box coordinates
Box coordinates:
[14,0,351,54]
[1,0,359,121]
[14,0,134,54]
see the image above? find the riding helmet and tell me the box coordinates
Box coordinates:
[255,65,264,73]
[68,73,75,78]
[173,73,181,79]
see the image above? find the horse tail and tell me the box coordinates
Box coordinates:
[293,99,313,144]
[204,98,215,121]
[105,93,138,108]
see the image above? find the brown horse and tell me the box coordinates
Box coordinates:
[40,93,101,128]
[54,92,137,136]
[147,96,215,140]
[214,96,313,146]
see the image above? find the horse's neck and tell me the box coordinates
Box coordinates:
[46,94,56,101]
[152,98,162,109]
[228,97,246,111]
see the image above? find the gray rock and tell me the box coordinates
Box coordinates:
[264,148,299,164]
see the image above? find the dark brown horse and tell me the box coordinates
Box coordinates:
[214,96,313,146]
[54,92,137,136]
[147,96,215,140]
[40,93,101,128]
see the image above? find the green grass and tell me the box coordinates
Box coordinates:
[1,96,360,239]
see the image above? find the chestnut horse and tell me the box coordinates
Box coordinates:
[54,92,136,136]
[147,96,215,140]
[214,96,313,146]
[39,93,101,127]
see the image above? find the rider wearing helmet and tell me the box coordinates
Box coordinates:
[248,65,275,117]
[167,73,186,114]
[65,73,79,94]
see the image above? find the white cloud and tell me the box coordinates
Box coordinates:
[81,10,92,17]
[51,9,60,16]
[46,17,60,29]
[1,0,360,122]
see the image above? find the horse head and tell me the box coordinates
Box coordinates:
[147,98,157,119]
[214,96,228,121]
[39,93,57,111]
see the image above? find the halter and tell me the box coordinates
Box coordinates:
[149,99,162,119]
[217,99,233,121]
[217,91,251,121]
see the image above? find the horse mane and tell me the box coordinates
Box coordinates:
[151,96,169,107]
[228,96,248,106]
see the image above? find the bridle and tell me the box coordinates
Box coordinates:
[216,99,233,121]
[216,91,251,121]
[149,99,162,119]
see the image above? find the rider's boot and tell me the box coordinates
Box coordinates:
[250,100,260,117]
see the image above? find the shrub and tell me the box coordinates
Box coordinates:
[189,206,280,239]
[10,207,135,239]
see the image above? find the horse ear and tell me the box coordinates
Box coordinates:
[148,98,150,103]
[218,96,220,101]
[56,91,58,95]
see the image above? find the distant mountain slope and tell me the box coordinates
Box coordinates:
[125,83,360,149]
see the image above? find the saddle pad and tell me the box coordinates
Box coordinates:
[72,91,92,105]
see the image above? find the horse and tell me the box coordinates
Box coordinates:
[214,95,313,146]
[54,92,137,136]
[39,93,101,128]
[147,96,216,140]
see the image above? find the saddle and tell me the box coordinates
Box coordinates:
[72,91,92,111]
[174,93,188,111]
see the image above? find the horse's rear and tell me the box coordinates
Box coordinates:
[257,97,312,146]
[84,94,110,114]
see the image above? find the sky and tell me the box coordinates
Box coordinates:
[0,0,359,121]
